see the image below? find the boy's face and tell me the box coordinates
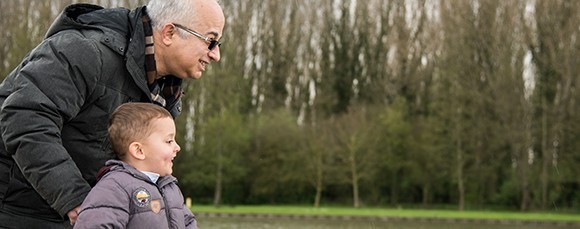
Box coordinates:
[140,117,180,176]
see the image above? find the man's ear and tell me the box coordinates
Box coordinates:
[128,142,146,160]
[159,23,177,45]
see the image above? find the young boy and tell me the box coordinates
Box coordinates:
[74,103,197,229]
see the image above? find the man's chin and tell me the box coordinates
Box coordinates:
[177,71,202,79]
[192,71,203,79]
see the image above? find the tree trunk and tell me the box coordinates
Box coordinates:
[350,152,360,208]
[314,152,323,208]
[455,106,465,211]
[422,181,430,208]
[540,97,549,209]
[390,170,399,205]
[519,146,530,211]
[213,145,223,207]
[457,140,465,211]
[213,163,222,207]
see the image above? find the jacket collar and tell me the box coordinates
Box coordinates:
[124,6,152,98]
[104,159,177,187]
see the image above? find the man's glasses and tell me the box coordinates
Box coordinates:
[173,23,221,51]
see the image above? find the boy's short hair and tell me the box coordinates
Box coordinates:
[108,102,173,159]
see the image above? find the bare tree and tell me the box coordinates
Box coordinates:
[526,0,580,210]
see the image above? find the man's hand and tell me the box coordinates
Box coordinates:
[67,206,81,225]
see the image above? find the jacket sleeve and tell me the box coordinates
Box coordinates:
[0,31,101,217]
[74,176,130,229]
[184,205,197,229]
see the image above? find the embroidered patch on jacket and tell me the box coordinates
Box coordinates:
[133,188,151,207]
[151,199,161,213]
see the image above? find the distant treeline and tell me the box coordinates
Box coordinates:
[1,0,578,211]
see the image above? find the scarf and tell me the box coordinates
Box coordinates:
[142,9,183,115]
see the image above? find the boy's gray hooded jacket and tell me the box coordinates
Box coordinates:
[74,160,196,229]
[0,3,182,223]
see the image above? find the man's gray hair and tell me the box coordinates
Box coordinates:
[146,0,197,31]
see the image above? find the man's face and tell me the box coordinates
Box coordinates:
[165,0,225,79]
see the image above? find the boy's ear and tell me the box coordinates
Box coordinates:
[128,142,146,160]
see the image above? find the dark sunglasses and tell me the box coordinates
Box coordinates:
[173,23,221,51]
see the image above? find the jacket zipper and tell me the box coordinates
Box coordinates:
[159,188,172,228]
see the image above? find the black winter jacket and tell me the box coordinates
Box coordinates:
[0,4,181,222]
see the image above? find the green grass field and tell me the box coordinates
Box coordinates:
[190,205,580,222]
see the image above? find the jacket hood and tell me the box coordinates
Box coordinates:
[104,160,149,182]
[45,3,143,41]
[44,3,152,98]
